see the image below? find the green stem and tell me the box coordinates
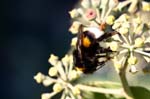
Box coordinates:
[119,56,134,99]
[77,84,125,96]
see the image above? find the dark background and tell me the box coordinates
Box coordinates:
[1,0,77,99]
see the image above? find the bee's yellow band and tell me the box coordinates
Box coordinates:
[83,37,91,47]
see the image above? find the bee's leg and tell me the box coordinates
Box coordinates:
[96,53,107,57]
[96,61,105,70]
[96,47,112,54]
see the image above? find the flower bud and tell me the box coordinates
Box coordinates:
[72,86,80,95]
[119,27,128,35]
[91,0,100,7]
[71,37,77,46]
[106,15,115,25]
[69,9,80,18]
[109,41,119,51]
[112,22,121,29]
[48,67,57,77]
[142,2,150,11]
[134,37,144,47]
[69,70,80,80]
[41,93,51,99]
[48,54,59,66]
[42,77,53,87]
[128,56,137,65]
[69,21,81,34]
[34,72,45,84]
[81,0,90,8]
[53,83,63,93]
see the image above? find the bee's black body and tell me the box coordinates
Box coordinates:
[73,25,117,73]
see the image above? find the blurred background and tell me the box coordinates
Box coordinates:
[1,0,77,99]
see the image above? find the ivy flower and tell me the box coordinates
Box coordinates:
[69,9,80,18]
[34,54,82,99]
[85,8,97,20]
[111,13,150,73]
[81,0,90,8]
[69,21,81,34]
[68,0,118,29]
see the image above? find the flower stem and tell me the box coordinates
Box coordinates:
[119,69,134,99]
[119,55,134,99]
[77,84,125,96]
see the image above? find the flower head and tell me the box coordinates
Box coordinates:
[111,12,150,73]
[34,54,82,99]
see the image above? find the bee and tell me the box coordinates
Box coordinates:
[73,24,118,73]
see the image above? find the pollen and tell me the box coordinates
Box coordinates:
[83,36,91,47]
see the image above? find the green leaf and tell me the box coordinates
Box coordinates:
[83,92,107,99]
[131,86,150,99]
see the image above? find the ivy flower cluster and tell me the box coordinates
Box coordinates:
[111,12,150,73]
[69,0,150,74]
[34,54,82,99]
[69,0,118,34]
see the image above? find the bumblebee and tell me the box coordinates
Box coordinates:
[73,25,118,73]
